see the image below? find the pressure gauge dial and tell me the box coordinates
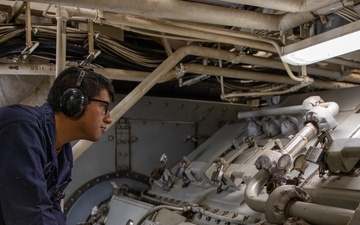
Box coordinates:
[277,153,292,170]
[293,154,309,173]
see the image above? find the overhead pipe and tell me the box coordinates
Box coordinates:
[237,102,337,120]
[28,1,358,74]
[325,57,360,69]
[104,13,276,53]
[52,5,103,75]
[225,83,311,100]
[27,0,356,31]
[27,1,356,83]
[24,2,33,49]
[238,105,304,120]
[30,3,360,72]
[27,0,315,31]
[0,60,356,90]
[43,5,103,75]
[0,64,175,83]
[217,0,342,13]
[17,2,40,59]
[234,54,360,83]
[176,64,358,89]
[57,6,102,22]
[43,4,102,22]
[55,6,68,76]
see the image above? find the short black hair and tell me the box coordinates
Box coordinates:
[47,66,115,112]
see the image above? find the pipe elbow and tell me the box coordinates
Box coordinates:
[265,185,310,224]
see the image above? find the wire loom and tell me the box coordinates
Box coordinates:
[0,24,167,72]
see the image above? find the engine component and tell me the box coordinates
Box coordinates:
[265,185,310,224]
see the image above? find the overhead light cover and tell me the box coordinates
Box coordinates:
[281,20,360,66]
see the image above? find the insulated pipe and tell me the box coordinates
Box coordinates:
[104,13,276,53]
[179,64,358,89]
[55,7,68,76]
[72,46,244,160]
[326,58,360,69]
[0,61,356,90]
[27,0,315,31]
[0,64,172,83]
[289,201,353,225]
[320,102,340,117]
[237,97,340,120]
[219,0,341,13]
[58,6,101,22]
[265,185,354,225]
[43,5,101,21]
[25,2,32,47]
[237,105,303,120]
[234,54,360,83]
[304,186,360,206]
[221,83,311,99]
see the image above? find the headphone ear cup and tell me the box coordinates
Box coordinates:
[59,88,88,118]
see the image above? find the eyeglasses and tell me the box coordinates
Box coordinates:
[89,98,110,116]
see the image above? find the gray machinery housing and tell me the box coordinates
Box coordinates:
[65,86,360,225]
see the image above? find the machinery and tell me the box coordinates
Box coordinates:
[1,1,360,225]
[62,87,360,225]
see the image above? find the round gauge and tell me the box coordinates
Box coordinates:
[293,154,309,172]
[277,153,292,170]
[267,95,285,106]
[271,95,282,105]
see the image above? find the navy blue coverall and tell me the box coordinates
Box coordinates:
[0,103,73,225]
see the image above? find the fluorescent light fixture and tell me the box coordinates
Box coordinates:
[281,20,360,66]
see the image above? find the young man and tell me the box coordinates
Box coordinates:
[0,67,115,225]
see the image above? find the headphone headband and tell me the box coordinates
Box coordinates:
[76,70,86,87]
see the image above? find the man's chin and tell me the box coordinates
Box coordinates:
[86,136,101,142]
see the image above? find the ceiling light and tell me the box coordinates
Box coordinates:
[280,20,360,66]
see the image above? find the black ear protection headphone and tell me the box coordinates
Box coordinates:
[59,70,88,118]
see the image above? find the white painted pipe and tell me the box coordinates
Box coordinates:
[289,201,353,225]
[180,64,358,89]
[55,7,68,76]
[27,0,314,31]
[103,13,276,53]
[219,0,341,13]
